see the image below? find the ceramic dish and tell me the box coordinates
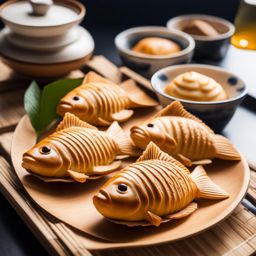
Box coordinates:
[167,15,235,60]
[151,64,247,132]
[1,55,91,78]
[0,0,85,37]
[115,26,195,77]
[4,27,79,52]
[0,26,94,78]
[11,109,250,249]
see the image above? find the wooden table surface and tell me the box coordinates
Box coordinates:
[0,28,255,256]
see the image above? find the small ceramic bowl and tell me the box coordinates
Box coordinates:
[151,64,247,132]
[115,26,195,77]
[167,15,235,60]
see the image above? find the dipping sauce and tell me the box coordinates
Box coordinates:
[132,37,181,55]
[164,71,227,102]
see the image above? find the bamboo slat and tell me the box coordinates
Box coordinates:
[120,66,152,91]
[0,89,25,134]
[248,171,256,205]
[85,55,121,84]
[0,62,30,93]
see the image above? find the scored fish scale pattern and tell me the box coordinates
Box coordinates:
[50,128,118,172]
[74,83,130,123]
[161,117,215,159]
[126,160,196,217]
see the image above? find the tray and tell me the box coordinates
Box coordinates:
[11,114,250,248]
[0,56,256,255]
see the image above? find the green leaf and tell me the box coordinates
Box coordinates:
[24,81,42,131]
[37,78,83,134]
[24,78,83,135]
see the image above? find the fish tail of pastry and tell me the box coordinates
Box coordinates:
[120,79,158,108]
[106,121,140,156]
[191,165,229,199]
[214,135,241,161]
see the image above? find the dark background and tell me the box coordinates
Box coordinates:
[80,0,239,27]
[0,0,241,63]
[0,0,240,36]
[0,0,241,255]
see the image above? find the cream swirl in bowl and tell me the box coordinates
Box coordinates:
[164,71,227,102]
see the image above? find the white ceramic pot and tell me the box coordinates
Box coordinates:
[0,0,85,38]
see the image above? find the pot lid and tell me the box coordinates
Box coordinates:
[0,0,85,28]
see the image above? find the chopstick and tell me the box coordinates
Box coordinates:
[241,94,256,113]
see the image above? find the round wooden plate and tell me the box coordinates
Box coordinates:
[11,113,250,250]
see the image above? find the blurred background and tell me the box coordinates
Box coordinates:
[80,0,239,27]
[0,0,240,63]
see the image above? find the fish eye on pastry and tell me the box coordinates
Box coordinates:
[40,146,51,154]
[72,96,80,101]
[117,184,128,193]
[147,123,154,128]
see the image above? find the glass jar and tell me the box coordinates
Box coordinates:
[231,0,256,50]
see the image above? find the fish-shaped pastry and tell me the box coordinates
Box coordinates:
[22,113,138,183]
[57,71,158,126]
[130,101,241,166]
[93,142,229,226]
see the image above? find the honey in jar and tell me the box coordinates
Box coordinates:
[231,0,256,50]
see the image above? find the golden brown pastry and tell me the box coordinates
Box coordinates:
[132,37,181,55]
[164,71,227,102]
[130,101,240,166]
[182,20,219,37]
[93,142,229,226]
[57,71,157,126]
[22,113,138,183]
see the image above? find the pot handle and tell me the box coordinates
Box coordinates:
[29,0,53,16]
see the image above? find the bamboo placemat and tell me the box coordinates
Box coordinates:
[0,153,255,256]
[0,56,255,256]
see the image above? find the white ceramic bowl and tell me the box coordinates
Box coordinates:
[115,26,195,77]
[167,14,235,60]
[151,64,247,132]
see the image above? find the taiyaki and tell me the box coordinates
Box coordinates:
[57,71,158,126]
[164,72,227,102]
[130,101,240,166]
[132,37,181,55]
[93,142,229,226]
[22,113,138,183]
